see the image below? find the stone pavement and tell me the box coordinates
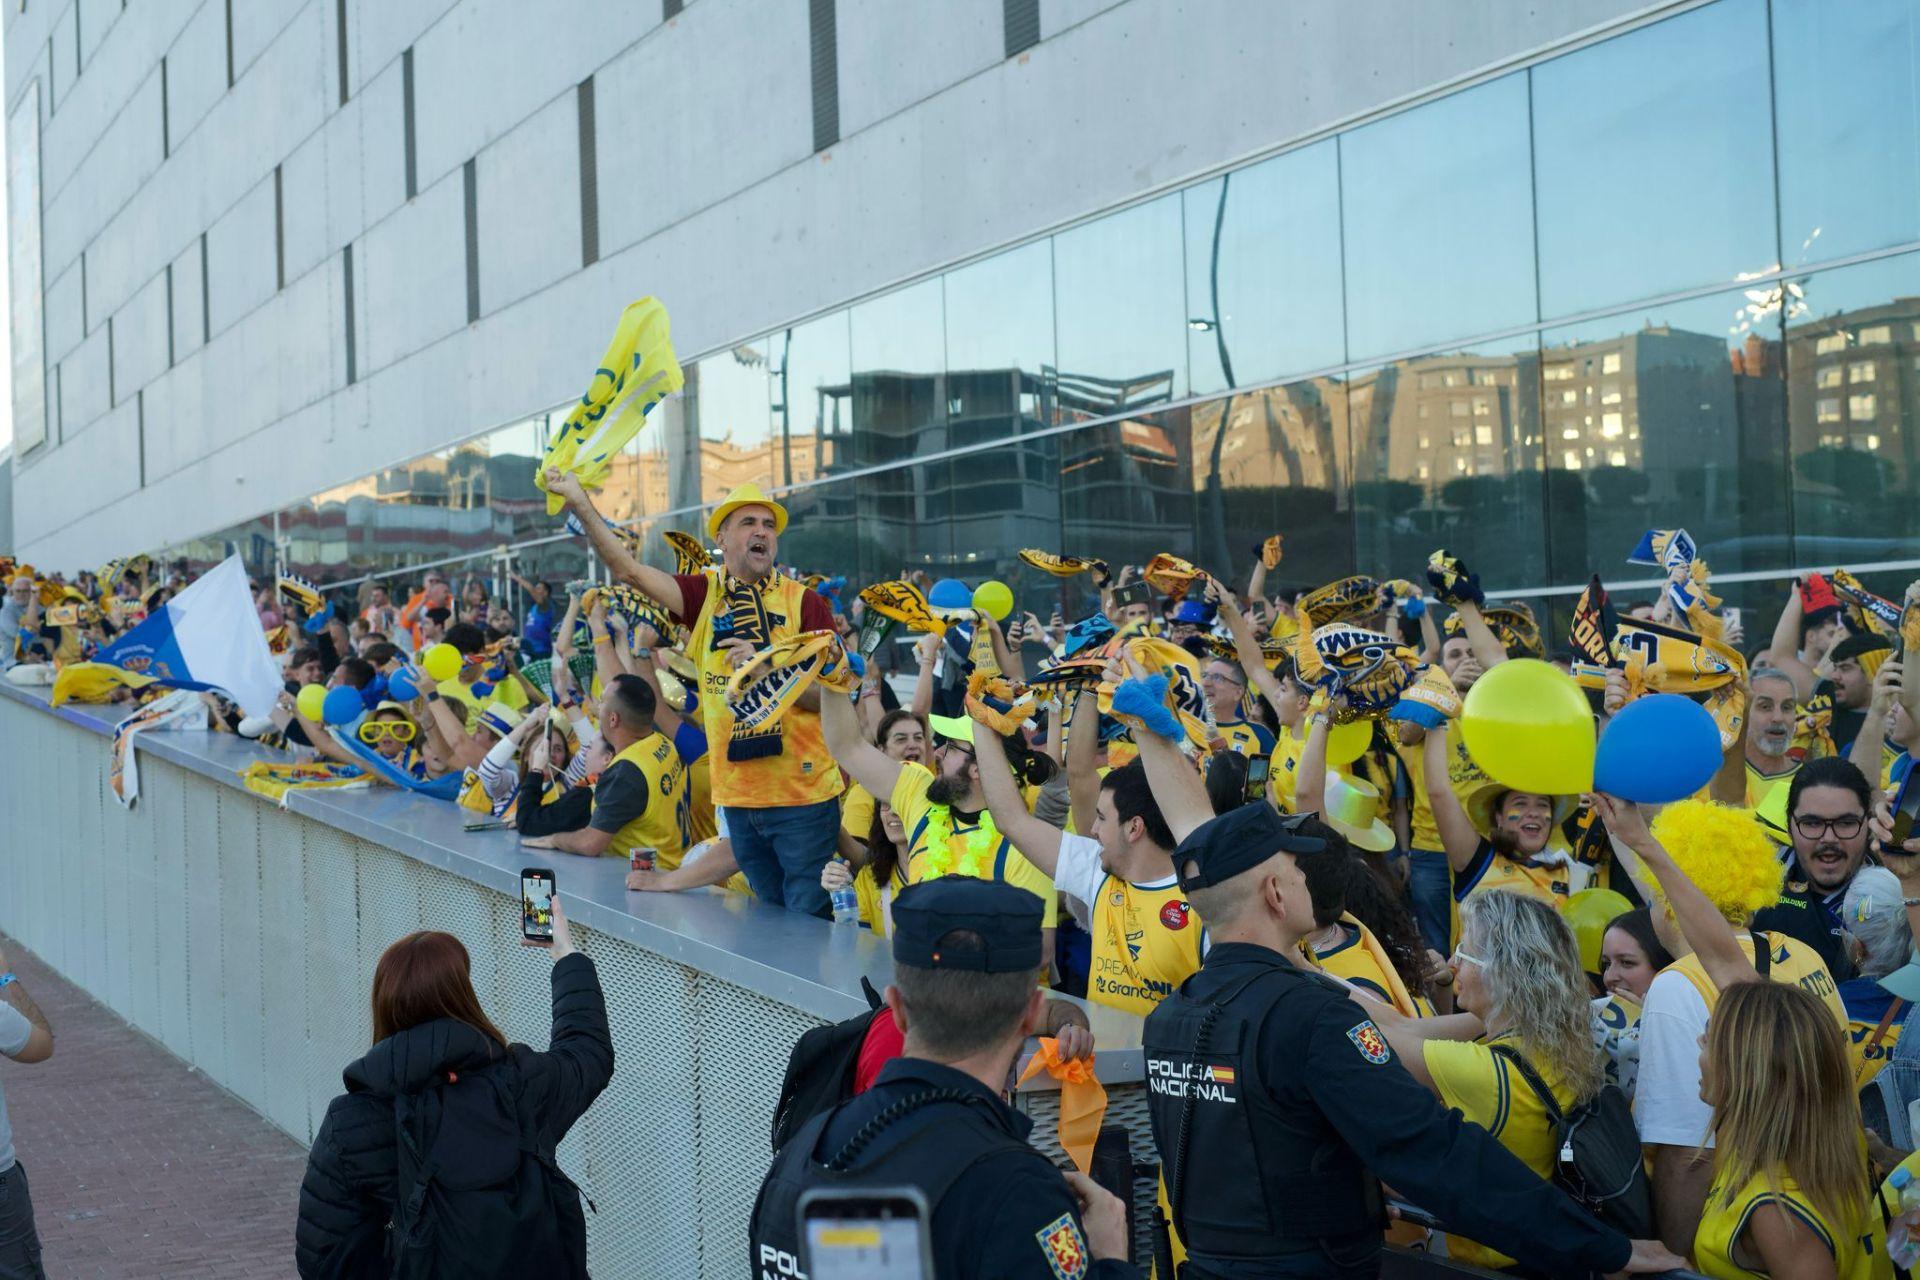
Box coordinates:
[0,934,307,1277]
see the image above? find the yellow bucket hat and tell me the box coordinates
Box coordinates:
[707,483,789,540]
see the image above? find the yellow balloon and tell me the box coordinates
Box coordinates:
[296,683,328,722]
[422,643,462,683]
[1458,658,1595,795]
[1560,887,1635,975]
[1325,717,1373,766]
[973,580,1014,622]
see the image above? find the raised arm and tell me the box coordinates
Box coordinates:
[544,468,685,618]
[1450,599,1508,673]
[1295,706,1332,816]
[1210,576,1289,711]
[1132,722,1213,844]
[1851,658,1902,791]
[1416,594,1443,666]
[627,623,685,738]
[974,725,1064,877]
[1064,688,1102,839]
[1767,581,1818,700]
[1591,794,1758,990]
[820,682,906,804]
[910,631,939,717]
[983,615,1026,683]
[1422,723,1482,873]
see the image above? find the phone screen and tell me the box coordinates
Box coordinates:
[799,1190,933,1280]
[1892,768,1920,850]
[1244,754,1272,801]
[520,869,556,941]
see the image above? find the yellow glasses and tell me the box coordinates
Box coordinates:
[358,720,417,745]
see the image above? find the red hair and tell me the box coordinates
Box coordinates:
[370,931,508,1049]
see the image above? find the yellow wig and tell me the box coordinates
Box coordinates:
[1648,799,1783,925]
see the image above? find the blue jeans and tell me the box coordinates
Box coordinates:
[1407,847,1453,955]
[725,799,840,918]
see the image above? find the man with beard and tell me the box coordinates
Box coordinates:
[1823,633,1893,756]
[820,681,1060,970]
[1743,668,1806,808]
[1752,756,1874,982]
[545,470,842,915]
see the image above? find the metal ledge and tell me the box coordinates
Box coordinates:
[0,679,1145,1075]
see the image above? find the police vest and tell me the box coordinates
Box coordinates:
[1143,965,1385,1261]
[748,1092,1017,1280]
[603,733,692,865]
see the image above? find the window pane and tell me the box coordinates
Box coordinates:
[689,343,772,507]
[1341,74,1535,360]
[767,312,850,490]
[945,240,1055,387]
[778,476,864,588]
[1788,251,1920,559]
[1190,377,1352,589]
[1060,410,1197,572]
[1183,139,1344,394]
[1053,194,1187,407]
[851,278,947,462]
[858,461,954,583]
[1533,0,1776,316]
[1351,335,1545,591]
[1774,0,1920,266]
[1541,287,1788,588]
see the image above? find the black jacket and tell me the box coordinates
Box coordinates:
[294,952,614,1278]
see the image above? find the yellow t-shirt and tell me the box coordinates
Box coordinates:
[1695,1163,1884,1280]
[842,782,877,841]
[601,732,692,868]
[1065,833,1202,1016]
[1268,723,1307,812]
[1425,1036,1575,1271]
[1215,719,1276,759]
[852,861,908,938]
[1745,758,1800,810]
[890,764,1057,927]
[1665,933,1847,1029]
[1307,919,1417,1018]
[436,672,530,730]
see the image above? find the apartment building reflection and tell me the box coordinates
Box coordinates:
[1786,296,1920,547]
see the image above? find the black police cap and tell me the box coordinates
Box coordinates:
[1171,803,1329,893]
[891,878,1043,973]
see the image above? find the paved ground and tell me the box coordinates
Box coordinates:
[0,935,306,1277]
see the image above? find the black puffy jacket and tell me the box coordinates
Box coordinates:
[294,952,614,1278]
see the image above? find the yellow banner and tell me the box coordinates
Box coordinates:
[537,297,684,514]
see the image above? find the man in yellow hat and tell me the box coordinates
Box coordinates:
[544,469,843,915]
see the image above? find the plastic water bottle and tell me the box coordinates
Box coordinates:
[829,861,860,926]
[1888,1167,1920,1267]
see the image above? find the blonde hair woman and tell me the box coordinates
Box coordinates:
[1694,980,1883,1279]
[1367,889,1606,1271]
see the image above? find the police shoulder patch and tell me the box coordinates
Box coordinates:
[1347,1019,1391,1065]
[1035,1211,1089,1279]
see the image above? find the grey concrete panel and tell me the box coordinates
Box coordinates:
[42,71,162,282]
[205,174,278,338]
[111,271,171,400]
[59,321,111,434]
[230,0,309,83]
[836,0,1000,138]
[359,165,466,373]
[348,0,457,99]
[42,258,82,365]
[280,127,330,284]
[472,92,578,315]
[162,0,228,154]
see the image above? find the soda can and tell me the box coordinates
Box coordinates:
[631,847,657,872]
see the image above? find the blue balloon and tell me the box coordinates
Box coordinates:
[387,667,420,702]
[1593,693,1722,804]
[928,578,971,610]
[322,684,365,727]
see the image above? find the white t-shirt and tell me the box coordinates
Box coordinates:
[1633,967,1714,1148]
[1052,832,1110,915]
[0,1002,31,1171]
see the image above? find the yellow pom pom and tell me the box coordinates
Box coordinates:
[1649,799,1783,924]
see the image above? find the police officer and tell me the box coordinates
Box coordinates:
[1143,802,1685,1279]
[750,878,1140,1280]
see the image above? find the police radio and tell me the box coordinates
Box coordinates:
[796,1187,934,1280]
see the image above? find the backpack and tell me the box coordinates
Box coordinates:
[1489,1043,1654,1240]
[389,1054,589,1280]
[770,977,885,1152]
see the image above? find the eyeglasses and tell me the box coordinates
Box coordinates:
[1793,814,1864,840]
[358,720,417,745]
[1202,671,1245,688]
[939,739,976,761]
[1450,947,1485,967]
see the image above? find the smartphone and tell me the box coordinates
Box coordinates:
[464,818,509,833]
[520,868,556,942]
[1890,768,1920,851]
[1245,753,1272,802]
[798,1188,934,1280]
[1722,606,1742,635]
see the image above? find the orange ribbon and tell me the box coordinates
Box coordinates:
[1017,1036,1108,1173]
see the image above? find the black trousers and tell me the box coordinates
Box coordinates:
[0,1162,45,1280]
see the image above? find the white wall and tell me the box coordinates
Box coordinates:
[4,0,1664,568]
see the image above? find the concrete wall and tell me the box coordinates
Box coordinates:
[5,0,1662,569]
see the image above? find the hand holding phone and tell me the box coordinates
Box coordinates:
[520,868,573,958]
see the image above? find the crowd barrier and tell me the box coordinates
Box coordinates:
[0,685,1707,1278]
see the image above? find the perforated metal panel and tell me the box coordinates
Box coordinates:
[184,775,229,1082]
[695,973,830,1277]
[1019,1080,1161,1266]
[216,789,268,1115]
[257,798,312,1142]
[149,775,193,1060]
[98,745,133,1020]
[303,823,368,1140]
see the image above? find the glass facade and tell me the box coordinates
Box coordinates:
[166,0,1920,629]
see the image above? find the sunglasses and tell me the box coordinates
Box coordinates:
[358,720,417,744]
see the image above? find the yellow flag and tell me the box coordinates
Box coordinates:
[537,297,685,514]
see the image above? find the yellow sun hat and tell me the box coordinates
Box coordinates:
[707,483,789,540]
[1323,771,1396,853]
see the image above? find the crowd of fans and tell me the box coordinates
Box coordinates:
[12,464,1920,1278]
